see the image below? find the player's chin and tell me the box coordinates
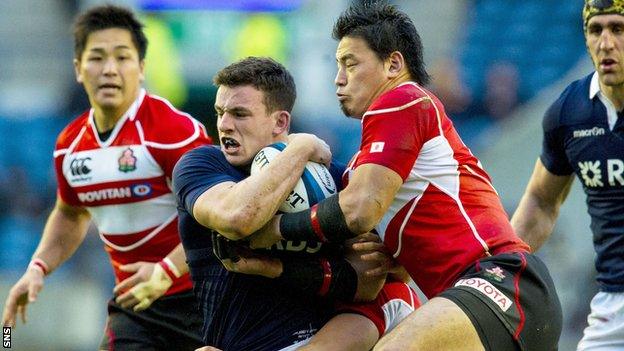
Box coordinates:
[340,104,362,119]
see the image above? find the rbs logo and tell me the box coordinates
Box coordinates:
[70,157,92,176]
[578,159,624,187]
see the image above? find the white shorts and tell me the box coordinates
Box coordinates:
[577,291,624,351]
[277,337,312,351]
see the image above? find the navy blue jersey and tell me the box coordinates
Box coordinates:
[541,72,624,292]
[173,145,345,350]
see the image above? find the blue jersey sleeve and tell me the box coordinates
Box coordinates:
[540,94,574,176]
[173,146,243,216]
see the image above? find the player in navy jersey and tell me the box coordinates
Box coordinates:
[511,1,624,350]
[1,5,210,350]
[174,57,420,350]
[245,3,562,351]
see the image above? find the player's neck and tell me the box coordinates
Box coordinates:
[367,73,412,108]
[600,82,624,111]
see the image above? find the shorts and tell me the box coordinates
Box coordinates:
[439,252,562,351]
[577,291,624,350]
[99,290,203,351]
[337,280,421,336]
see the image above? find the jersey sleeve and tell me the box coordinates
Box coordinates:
[329,160,347,191]
[356,99,437,180]
[53,151,81,206]
[540,97,574,176]
[173,146,238,217]
[149,123,212,178]
[336,281,420,337]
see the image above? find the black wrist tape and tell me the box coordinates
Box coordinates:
[279,194,354,243]
[276,257,357,301]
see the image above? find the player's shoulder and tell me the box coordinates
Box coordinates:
[55,110,90,150]
[367,82,432,114]
[136,93,206,146]
[176,145,225,170]
[544,72,594,130]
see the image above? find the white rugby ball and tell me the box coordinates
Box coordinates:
[250,142,337,213]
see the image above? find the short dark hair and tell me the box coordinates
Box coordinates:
[73,5,148,60]
[333,2,430,86]
[213,57,297,113]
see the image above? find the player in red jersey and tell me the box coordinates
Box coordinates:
[247,3,562,350]
[1,5,210,350]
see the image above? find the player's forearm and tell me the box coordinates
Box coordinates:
[32,201,90,273]
[207,142,313,239]
[511,194,559,252]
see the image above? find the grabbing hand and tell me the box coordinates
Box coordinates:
[349,232,403,277]
[288,133,332,167]
[212,232,282,278]
[2,268,45,327]
[114,262,172,311]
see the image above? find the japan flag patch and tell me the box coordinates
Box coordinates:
[370,142,385,153]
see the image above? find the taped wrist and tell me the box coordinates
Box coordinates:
[276,257,357,301]
[279,194,354,243]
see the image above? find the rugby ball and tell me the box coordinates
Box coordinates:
[250,142,337,213]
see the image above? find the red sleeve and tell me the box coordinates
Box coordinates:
[356,98,439,180]
[336,281,421,336]
[149,126,212,178]
[54,152,81,206]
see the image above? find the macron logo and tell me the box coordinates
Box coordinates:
[573,127,605,138]
[370,142,385,153]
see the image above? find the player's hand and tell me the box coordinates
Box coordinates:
[349,232,402,277]
[213,232,282,278]
[248,215,283,249]
[2,267,45,327]
[195,347,223,351]
[115,262,173,311]
[288,133,332,167]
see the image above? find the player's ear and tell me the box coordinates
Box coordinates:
[74,58,83,84]
[386,51,405,79]
[273,110,290,135]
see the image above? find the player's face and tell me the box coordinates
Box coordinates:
[586,14,624,87]
[215,85,281,167]
[74,28,145,119]
[335,36,388,118]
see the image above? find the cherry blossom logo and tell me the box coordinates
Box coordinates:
[118,148,137,173]
[484,266,506,282]
[579,160,603,187]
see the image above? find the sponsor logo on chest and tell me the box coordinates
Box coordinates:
[578,159,624,188]
[77,184,152,203]
[65,145,161,186]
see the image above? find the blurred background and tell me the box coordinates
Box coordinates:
[0,0,594,349]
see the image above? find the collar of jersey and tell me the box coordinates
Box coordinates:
[88,88,146,148]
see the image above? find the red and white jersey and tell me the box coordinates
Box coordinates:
[343,82,529,298]
[53,89,211,295]
[338,281,420,337]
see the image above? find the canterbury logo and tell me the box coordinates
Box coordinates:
[70,157,92,176]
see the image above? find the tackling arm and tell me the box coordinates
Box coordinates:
[511,158,574,252]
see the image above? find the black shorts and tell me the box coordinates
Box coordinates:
[438,252,562,351]
[99,290,204,351]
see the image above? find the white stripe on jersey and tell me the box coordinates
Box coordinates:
[99,211,178,252]
[135,119,202,150]
[88,193,176,234]
[62,145,162,186]
[382,298,416,334]
[363,96,430,118]
[53,126,87,158]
